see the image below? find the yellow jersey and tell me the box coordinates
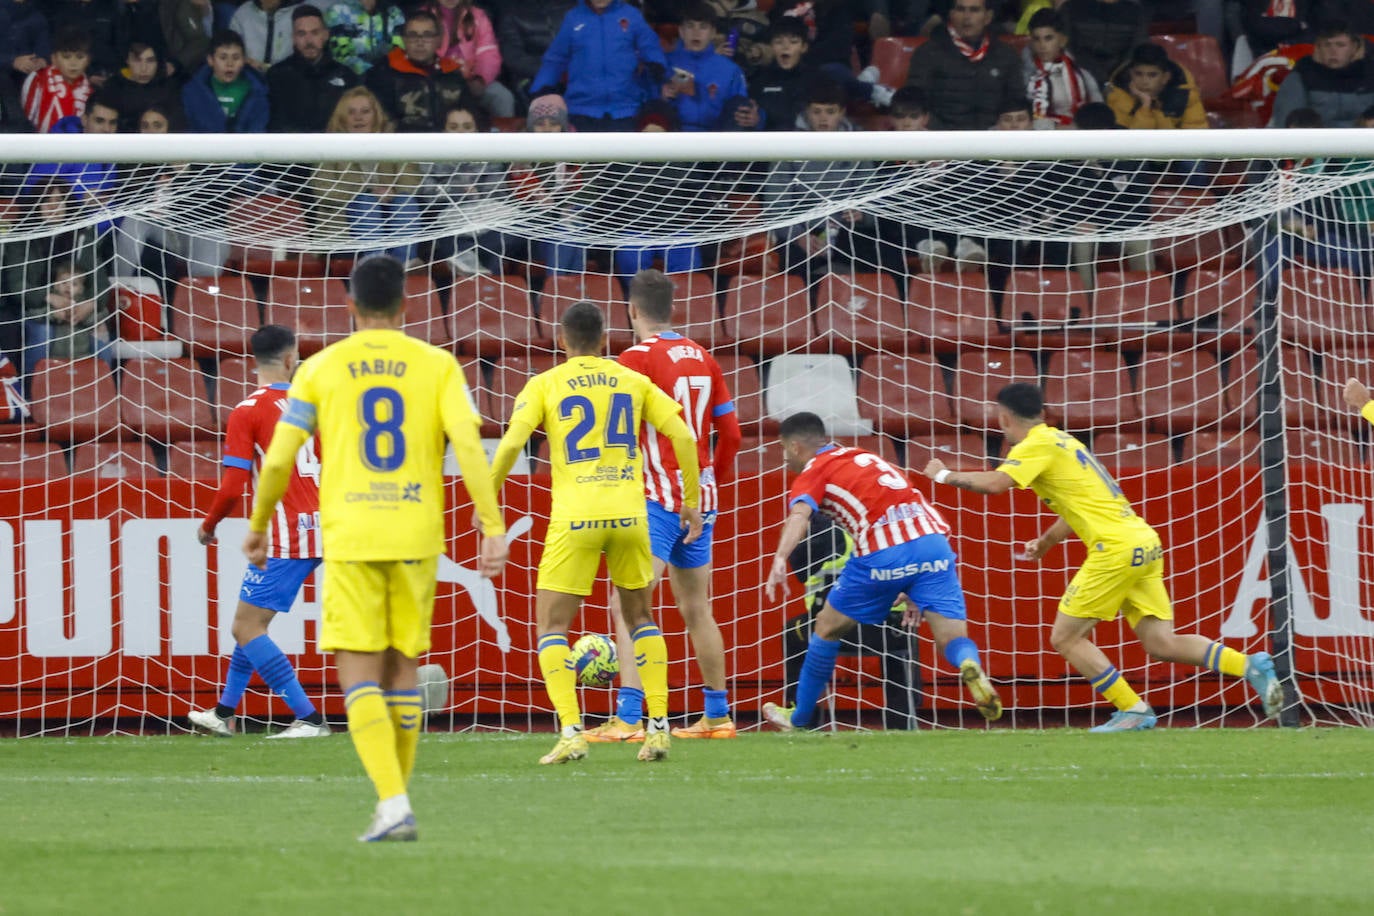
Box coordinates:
[250,328,504,561]
[997,423,1155,547]
[493,356,696,522]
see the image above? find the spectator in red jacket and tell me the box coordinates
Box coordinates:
[22,25,92,133]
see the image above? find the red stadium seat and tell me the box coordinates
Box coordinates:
[952,349,1039,429]
[1004,270,1089,326]
[668,272,726,347]
[1180,268,1258,339]
[1044,350,1141,433]
[904,433,990,473]
[723,275,813,355]
[166,438,225,479]
[0,442,67,479]
[715,354,766,432]
[1279,266,1369,350]
[814,272,908,355]
[401,275,450,347]
[733,436,787,479]
[1139,350,1229,434]
[1225,344,1320,429]
[490,354,558,423]
[174,275,261,356]
[118,358,214,441]
[1153,34,1229,103]
[906,273,999,352]
[1286,426,1356,463]
[1094,432,1175,469]
[224,195,308,276]
[1092,271,1177,346]
[539,274,632,354]
[870,36,924,88]
[1181,430,1260,465]
[856,353,955,434]
[450,275,545,356]
[70,441,160,478]
[29,358,118,443]
[215,357,259,427]
[1150,191,1243,272]
[265,278,351,354]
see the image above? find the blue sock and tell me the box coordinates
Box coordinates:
[241,633,317,720]
[703,687,730,720]
[792,633,841,728]
[217,645,254,711]
[615,686,645,724]
[943,636,980,671]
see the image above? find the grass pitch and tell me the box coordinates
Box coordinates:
[3,728,1372,916]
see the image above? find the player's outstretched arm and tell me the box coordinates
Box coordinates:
[922,458,1016,495]
[1021,517,1074,562]
[244,416,311,568]
[765,501,814,602]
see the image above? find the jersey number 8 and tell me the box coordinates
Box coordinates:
[360,386,406,472]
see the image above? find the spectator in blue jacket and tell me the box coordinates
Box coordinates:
[1,0,51,94]
[530,0,666,132]
[662,2,757,131]
[182,29,270,132]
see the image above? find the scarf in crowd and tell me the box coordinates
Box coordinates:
[1265,0,1297,17]
[948,25,990,62]
[1029,51,1088,124]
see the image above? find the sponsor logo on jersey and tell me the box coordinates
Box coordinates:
[869,559,950,580]
[569,518,641,530]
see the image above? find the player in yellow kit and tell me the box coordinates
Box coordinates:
[491,300,702,765]
[923,382,1283,731]
[245,256,508,841]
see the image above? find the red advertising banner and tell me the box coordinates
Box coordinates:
[2,466,1372,723]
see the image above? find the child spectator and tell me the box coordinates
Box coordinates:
[311,86,423,263]
[136,101,183,132]
[530,0,667,132]
[663,2,756,131]
[1023,8,1101,129]
[22,25,92,134]
[422,101,503,275]
[364,9,477,131]
[324,0,404,75]
[1059,0,1149,87]
[769,0,854,71]
[104,43,180,133]
[421,0,515,117]
[42,0,121,83]
[994,97,1034,130]
[889,84,930,131]
[1106,42,1209,129]
[268,4,360,132]
[505,94,587,272]
[182,30,270,132]
[1268,19,1374,129]
[228,0,297,71]
[751,17,813,130]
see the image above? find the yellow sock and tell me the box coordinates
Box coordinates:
[1205,641,1247,678]
[385,689,423,787]
[344,682,405,801]
[537,634,582,729]
[631,623,670,720]
[1089,665,1143,713]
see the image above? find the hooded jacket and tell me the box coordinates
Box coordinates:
[531,0,666,120]
[182,64,271,132]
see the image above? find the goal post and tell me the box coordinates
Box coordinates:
[2,129,1374,735]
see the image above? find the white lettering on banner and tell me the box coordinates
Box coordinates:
[122,519,209,656]
[25,520,113,657]
[0,521,13,625]
[1221,504,1374,638]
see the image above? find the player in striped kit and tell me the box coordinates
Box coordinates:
[187,326,330,739]
[761,411,1001,730]
[586,270,742,743]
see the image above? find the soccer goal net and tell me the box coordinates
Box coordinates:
[2,130,1373,735]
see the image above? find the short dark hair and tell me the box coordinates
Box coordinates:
[53,25,93,55]
[440,101,489,132]
[1285,107,1323,129]
[679,2,718,28]
[561,300,605,352]
[126,41,156,59]
[805,79,847,109]
[1127,42,1172,72]
[404,10,439,32]
[889,86,928,118]
[1027,8,1065,33]
[779,411,827,442]
[209,29,246,55]
[768,17,809,43]
[629,269,674,323]
[251,325,297,363]
[85,91,121,118]
[349,255,405,316]
[1314,18,1357,41]
[997,383,1044,420]
[1073,101,1119,130]
[292,3,325,23]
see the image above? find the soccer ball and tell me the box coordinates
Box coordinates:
[417,663,449,714]
[569,634,619,687]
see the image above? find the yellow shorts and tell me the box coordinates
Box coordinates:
[1059,539,1173,628]
[537,517,653,596]
[319,556,438,657]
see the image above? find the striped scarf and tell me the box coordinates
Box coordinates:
[1266,0,1297,17]
[1029,52,1088,125]
[21,67,91,134]
[948,25,989,62]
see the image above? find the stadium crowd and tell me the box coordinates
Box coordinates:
[1,0,1374,395]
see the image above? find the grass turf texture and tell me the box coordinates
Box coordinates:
[3,730,1372,916]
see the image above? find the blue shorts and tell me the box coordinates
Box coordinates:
[240,557,322,613]
[646,500,715,570]
[827,534,967,625]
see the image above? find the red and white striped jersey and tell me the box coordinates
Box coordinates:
[619,332,735,514]
[220,383,322,559]
[788,445,950,556]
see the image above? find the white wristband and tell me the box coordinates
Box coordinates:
[934,469,952,485]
